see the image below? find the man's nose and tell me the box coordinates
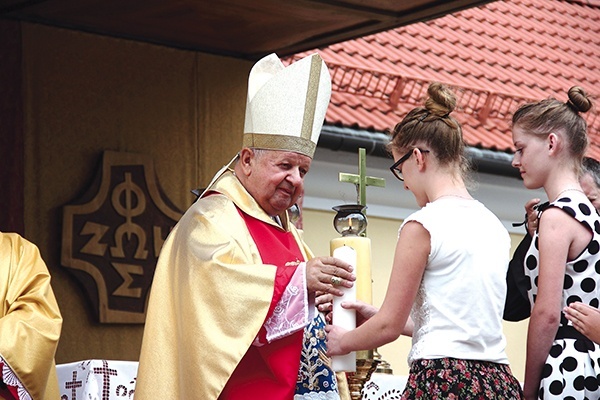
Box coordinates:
[287,168,303,185]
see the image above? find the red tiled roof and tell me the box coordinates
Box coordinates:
[288,0,600,159]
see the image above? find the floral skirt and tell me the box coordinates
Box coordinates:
[401,358,523,400]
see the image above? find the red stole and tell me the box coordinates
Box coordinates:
[219,210,305,399]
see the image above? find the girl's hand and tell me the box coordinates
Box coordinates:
[324,324,349,356]
[564,302,600,343]
[339,300,378,326]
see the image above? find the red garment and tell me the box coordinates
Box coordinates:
[0,387,17,400]
[0,362,18,400]
[219,210,305,399]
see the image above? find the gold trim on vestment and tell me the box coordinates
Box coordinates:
[243,133,316,158]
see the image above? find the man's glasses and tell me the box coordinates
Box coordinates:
[389,149,430,181]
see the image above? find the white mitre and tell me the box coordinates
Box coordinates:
[242,53,332,158]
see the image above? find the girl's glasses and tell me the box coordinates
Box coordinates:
[389,149,430,181]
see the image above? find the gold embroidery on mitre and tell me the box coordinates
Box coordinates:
[300,55,322,142]
[243,133,316,158]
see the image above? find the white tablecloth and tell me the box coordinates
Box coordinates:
[56,360,406,400]
[56,359,138,400]
[362,373,407,399]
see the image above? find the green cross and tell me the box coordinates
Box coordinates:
[339,148,386,207]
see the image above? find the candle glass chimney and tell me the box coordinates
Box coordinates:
[333,204,367,237]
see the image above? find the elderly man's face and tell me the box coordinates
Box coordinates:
[580,172,600,211]
[238,148,311,216]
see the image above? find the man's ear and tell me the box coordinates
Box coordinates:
[238,148,254,175]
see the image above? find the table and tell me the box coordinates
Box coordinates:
[56,359,138,400]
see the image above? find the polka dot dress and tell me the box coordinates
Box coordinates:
[524,192,600,399]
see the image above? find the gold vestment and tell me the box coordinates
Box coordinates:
[0,232,62,400]
[136,171,312,399]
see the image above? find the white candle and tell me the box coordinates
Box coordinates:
[331,236,372,304]
[331,245,357,372]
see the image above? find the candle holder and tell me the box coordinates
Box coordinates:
[331,204,380,400]
[346,357,381,399]
[332,204,367,237]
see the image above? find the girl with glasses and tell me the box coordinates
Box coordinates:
[326,82,523,399]
[510,86,599,400]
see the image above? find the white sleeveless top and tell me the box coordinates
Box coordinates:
[401,196,510,365]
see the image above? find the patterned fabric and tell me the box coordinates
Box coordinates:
[524,192,600,399]
[361,373,407,400]
[401,358,524,399]
[56,359,138,400]
[295,314,340,399]
[264,264,310,343]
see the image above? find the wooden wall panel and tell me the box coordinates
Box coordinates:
[0,20,24,234]
[20,23,251,363]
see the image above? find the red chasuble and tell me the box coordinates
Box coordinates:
[219,210,305,399]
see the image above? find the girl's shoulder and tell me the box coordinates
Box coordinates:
[537,197,599,261]
[548,193,599,230]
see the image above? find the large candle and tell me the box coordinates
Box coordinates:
[331,245,357,372]
[330,235,372,304]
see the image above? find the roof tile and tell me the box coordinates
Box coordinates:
[290,0,600,160]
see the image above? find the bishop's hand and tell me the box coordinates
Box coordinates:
[306,256,355,297]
